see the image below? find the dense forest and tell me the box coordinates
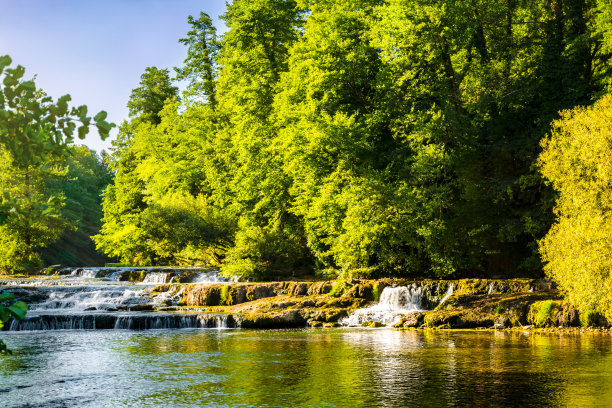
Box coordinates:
[1,0,612,295]
[92,0,612,282]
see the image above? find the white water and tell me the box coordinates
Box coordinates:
[191,270,228,283]
[70,268,99,279]
[341,286,425,327]
[438,283,454,306]
[141,272,170,285]
[31,286,147,312]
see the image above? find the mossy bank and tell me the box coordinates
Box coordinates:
[139,278,606,330]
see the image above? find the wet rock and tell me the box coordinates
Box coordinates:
[494,316,508,329]
[361,321,384,328]
[239,309,306,328]
[300,299,315,307]
[308,282,333,295]
[394,311,424,328]
[128,304,154,312]
[308,320,324,327]
[84,307,97,311]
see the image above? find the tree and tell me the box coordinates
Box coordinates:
[538,95,612,319]
[0,55,114,273]
[211,0,311,279]
[40,146,113,266]
[175,12,220,107]
[127,67,178,125]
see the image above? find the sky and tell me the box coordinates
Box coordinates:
[0,0,228,152]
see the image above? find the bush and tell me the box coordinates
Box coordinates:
[221,225,312,281]
[539,95,612,320]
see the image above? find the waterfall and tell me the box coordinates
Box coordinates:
[191,270,227,283]
[438,283,454,306]
[31,286,147,311]
[6,313,236,331]
[141,272,170,285]
[341,285,425,327]
[70,269,99,279]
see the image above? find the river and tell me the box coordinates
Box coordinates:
[2,329,612,407]
[1,269,611,407]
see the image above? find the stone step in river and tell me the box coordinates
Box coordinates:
[0,266,232,332]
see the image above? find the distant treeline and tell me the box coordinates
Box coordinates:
[92,0,612,281]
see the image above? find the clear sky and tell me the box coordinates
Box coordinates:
[0,0,228,152]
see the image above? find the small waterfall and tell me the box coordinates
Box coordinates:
[5,313,236,331]
[341,285,425,327]
[487,282,495,295]
[31,287,147,311]
[70,269,99,279]
[141,272,170,285]
[191,270,227,283]
[104,270,124,281]
[438,283,454,306]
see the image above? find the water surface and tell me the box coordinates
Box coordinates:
[2,329,612,407]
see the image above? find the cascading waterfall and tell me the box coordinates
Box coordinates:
[341,283,456,327]
[438,283,454,306]
[141,272,170,285]
[0,266,237,332]
[70,268,99,279]
[341,285,425,327]
[31,286,147,311]
[8,313,236,331]
[191,270,228,283]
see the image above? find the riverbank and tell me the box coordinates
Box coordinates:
[2,269,606,331]
[152,278,596,330]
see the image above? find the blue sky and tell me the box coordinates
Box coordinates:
[0,0,228,152]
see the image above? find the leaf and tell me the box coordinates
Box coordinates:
[19,80,36,93]
[0,306,9,322]
[0,55,12,73]
[8,301,27,320]
[93,110,107,122]
[0,292,15,302]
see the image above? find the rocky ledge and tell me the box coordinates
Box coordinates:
[141,278,604,330]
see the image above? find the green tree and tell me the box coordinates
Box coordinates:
[127,67,178,125]
[175,12,220,107]
[538,95,612,319]
[0,55,113,273]
[212,0,311,279]
[40,146,113,266]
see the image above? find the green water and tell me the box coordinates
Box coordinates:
[1,329,612,407]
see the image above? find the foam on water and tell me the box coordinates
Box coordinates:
[341,285,425,327]
[141,272,170,285]
[191,270,228,283]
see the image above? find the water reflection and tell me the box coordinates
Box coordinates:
[2,330,612,407]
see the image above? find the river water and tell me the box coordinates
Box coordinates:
[2,329,612,407]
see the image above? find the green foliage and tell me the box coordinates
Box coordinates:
[175,12,219,106]
[40,146,113,266]
[0,55,114,274]
[539,95,612,320]
[97,1,612,282]
[221,225,311,281]
[494,305,504,316]
[0,291,27,354]
[127,67,178,125]
[528,300,558,327]
[0,146,67,273]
